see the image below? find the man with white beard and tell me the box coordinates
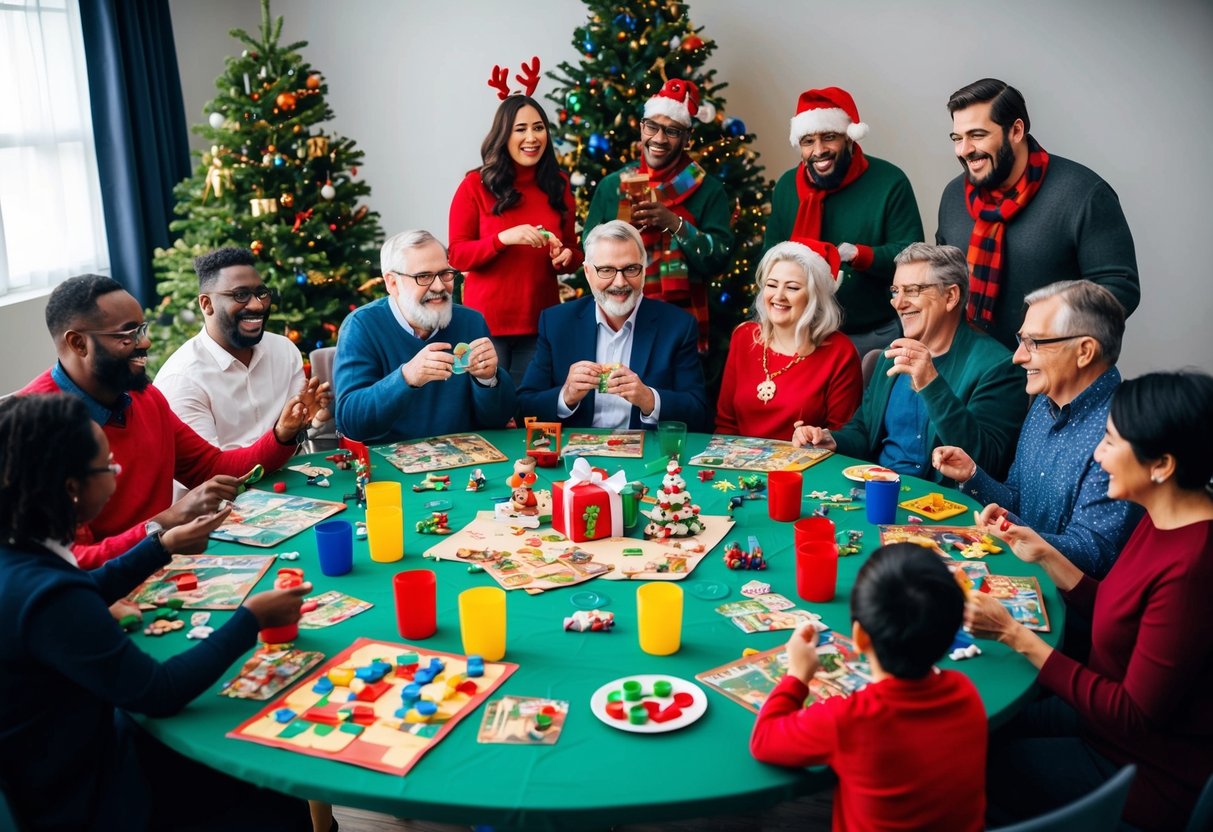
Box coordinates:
[334,229,516,442]
[517,220,710,431]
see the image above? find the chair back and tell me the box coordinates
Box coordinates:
[989,764,1136,832]
[307,346,338,451]
[861,348,882,388]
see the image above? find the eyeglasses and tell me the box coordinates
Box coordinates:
[390,269,461,287]
[588,263,645,280]
[86,460,122,477]
[889,283,943,299]
[84,322,149,345]
[211,286,276,305]
[1014,333,1088,353]
[640,119,688,142]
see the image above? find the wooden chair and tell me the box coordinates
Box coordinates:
[989,764,1136,832]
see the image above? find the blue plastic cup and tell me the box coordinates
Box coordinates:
[865,478,900,525]
[315,520,354,577]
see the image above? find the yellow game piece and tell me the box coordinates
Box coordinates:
[328,666,356,687]
[403,710,431,724]
[742,647,759,657]
[980,535,1003,553]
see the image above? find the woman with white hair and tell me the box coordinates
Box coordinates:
[716,241,862,439]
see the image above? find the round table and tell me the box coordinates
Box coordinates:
[136,431,1062,830]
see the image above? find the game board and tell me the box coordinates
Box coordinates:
[687,435,832,472]
[560,429,646,458]
[477,696,569,745]
[697,632,873,713]
[423,511,734,591]
[713,599,824,635]
[128,554,275,609]
[299,591,373,629]
[210,489,347,547]
[230,638,516,775]
[376,433,507,474]
[984,575,1051,632]
[899,492,969,521]
[219,646,325,700]
[879,524,1001,558]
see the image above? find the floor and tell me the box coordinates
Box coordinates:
[332,792,834,831]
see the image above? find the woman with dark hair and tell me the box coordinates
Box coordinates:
[966,370,1213,831]
[0,394,314,831]
[449,91,583,384]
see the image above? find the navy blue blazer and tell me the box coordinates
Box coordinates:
[517,296,711,432]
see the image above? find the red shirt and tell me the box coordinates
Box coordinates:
[751,670,987,832]
[20,370,296,568]
[1039,516,1213,831]
[716,323,862,439]
[448,165,583,337]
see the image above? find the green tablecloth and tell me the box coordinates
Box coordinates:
[136,431,1061,829]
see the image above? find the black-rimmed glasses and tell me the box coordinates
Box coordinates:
[1014,333,1088,353]
[640,119,688,142]
[211,286,276,305]
[390,269,461,287]
[888,283,943,299]
[588,263,645,280]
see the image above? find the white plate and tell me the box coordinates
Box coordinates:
[841,464,898,482]
[589,674,707,734]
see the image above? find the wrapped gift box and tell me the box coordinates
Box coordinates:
[551,459,625,542]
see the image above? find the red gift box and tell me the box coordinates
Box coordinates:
[551,460,626,542]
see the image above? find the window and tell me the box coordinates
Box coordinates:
[0,0,108,299]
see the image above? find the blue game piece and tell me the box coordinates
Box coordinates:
[346,692,358,701]
[312,677,334,694]
[401,683,422,706]
[466,656,485,678]
[415,701,438,717]
[427,657,445,674]
[273,708,296,724]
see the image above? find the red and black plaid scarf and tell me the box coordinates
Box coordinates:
[963,136,1050,324]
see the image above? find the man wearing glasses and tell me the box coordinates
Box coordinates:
[933,281,1141,579]
[156,247,331,450]
[794,243,1025,480]
[19,274,315,568]
[517,220,710,431]
[334,230,516,443]
[763,87,924,357]
[582,78,734,352]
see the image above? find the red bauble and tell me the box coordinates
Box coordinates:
[305,74,321,90]
[276,92,297,111]
[681,35,704,51]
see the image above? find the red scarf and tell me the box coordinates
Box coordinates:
[790,143,869,246]
[963,136,1050,324]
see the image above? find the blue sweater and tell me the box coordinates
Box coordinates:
[0,536,260,830]
[333,298,517,443]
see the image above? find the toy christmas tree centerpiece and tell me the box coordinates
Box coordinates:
[644,459,705,539]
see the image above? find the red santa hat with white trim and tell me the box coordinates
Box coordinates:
[788,87,869,147]
[644,78,711,127]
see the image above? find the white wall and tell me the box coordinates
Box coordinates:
[0,292,57,395]
[164,0,1213,379]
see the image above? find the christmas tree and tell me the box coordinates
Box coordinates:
[149,0,383,373]
[644,459,705,539]
[547,0,772,386]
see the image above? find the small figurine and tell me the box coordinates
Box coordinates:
[563,609,615,632]
[507,458,539,516]
[737,474,766,496]
[723,536,768,570]
[326,450,355,470]
[697,469,715,483]
[712,480,736,493]
[838,529,864,556]
[412,473,450,493]
[466,468,486,492]
[808,489,830,500]
[415,512,453,535]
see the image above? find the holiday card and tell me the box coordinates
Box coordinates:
[127,554,275,610]
[560,429,646,458]
[209,489,346,548]
[983,574,1050,632]
[299,591,373,629]
[375,433,506,474]
[688,435,832,472]
[713,599,824,635]
[219,646,325,701]
[476,696,569,745]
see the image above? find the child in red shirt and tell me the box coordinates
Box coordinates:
[750,543,987,832]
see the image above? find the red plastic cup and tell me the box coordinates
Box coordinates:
[767,471,803,522]
[794,516,836,548]
[796,540,839,603]
[393,570,437,639]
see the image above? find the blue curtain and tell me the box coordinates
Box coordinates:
[79,0,190,306]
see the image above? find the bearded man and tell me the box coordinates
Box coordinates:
[333,230,516,442]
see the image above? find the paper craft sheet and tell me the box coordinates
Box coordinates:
[688,435,832,472]
[423,511,734,590]
[984,574,1051,632]
[376,433,507,474]
[127,554,274,609]
[560,430,646,458]
[230,638,516,775]
[210,489,346,547]
[697,633,873,713]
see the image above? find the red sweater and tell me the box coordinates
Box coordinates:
[1038,516,1213,831]
[448,165,583,337]
[751,670,986,832]
[716,323,862,439]
[20,370,296,569]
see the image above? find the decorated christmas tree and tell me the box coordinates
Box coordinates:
[547,0,772,384]
[644,459,705,539]
[149,0,383,373]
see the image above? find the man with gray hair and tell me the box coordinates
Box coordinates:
[517,220,710,431]
[934,280,1141,578]
[333,230,516,442]
[795,243,1025,479]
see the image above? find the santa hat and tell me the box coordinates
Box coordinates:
[644,79,703,127]
[788,87,869,147]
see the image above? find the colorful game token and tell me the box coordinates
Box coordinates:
[590,675,708,734]
[451,343,471,374]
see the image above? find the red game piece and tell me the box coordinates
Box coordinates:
[672,692,695,709]
[697,470,715,482]
[171,572,198,591]
[605,701,626,720]
[651,705,683,723]
[273,481,287,493]
[642,701,660,718]
[456,680,478,695]
[395,663,419,679]
[349,704,377,725]
[355,680,392,702]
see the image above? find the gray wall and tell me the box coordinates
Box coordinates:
[3,0,1208,394]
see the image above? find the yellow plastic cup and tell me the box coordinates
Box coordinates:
[364,480,402,510]
[637,582,683,656]
[458,586,507,661]
[366,505,403,563]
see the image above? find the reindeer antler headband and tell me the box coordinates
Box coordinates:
[487,56,540,100]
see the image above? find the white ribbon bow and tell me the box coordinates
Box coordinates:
[562,457,626,538]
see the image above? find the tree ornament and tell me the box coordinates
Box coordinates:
[681,35,704,51]
[273,154,286,167]
[250,92,260,101]
[613,12,637,31]
[208,112,225,129]
[570,172,587,188]
[320,181,336,200]
[287,329,301,343]
[251,240,264,255]
[697,101,717,123]
[566,91,584,114]
[280,193,295,208]
[587,133,609,158]
[668,35,682,49]
[276,91,297,111]
[306,135,330,158]
[292,124,302,134]
[250,197,279,216]
[723,116,747,137]
[305,73,321,90]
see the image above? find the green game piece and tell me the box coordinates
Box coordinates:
[628,704,649,725]
[118,614,141,633]
[653,680,673,698]
[311,722,335,736]
[606,690,622,703]
[397,653,419,666]
[339,723,365,735]
[162,597,185,610]
[621,547,643,556]
[277,721,311,739]
[153,609,179,621]
[534,713,553,730]
[622,680,642,701]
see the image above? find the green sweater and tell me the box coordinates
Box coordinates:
[583,160,734,281]
[832,322,1027,480]
[764,155,923,333]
